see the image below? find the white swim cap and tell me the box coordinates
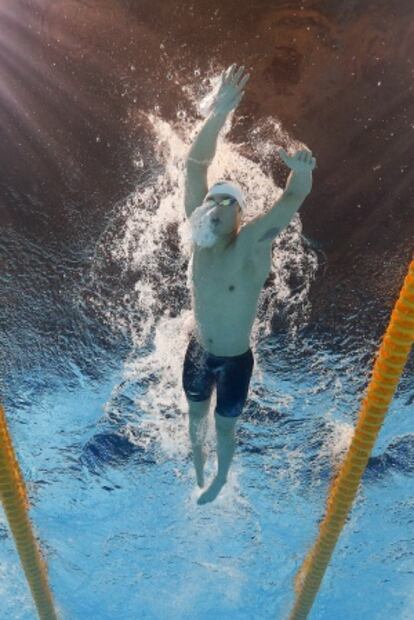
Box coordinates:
[205,181,246,211]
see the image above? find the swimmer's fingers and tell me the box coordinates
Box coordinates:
[278,147,317,171]
[222,64,250,90]
[237,72,250,90]
[222,63,237,85]
[297,148,312,162]
[214,65,248,115]
[277,147,291,166]
[232,66,250,92]
[301,149,317,170]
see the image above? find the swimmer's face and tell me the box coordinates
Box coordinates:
[204,195,242,237]
[188,195,242,249]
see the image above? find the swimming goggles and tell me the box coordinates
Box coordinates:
[205,196,238,207]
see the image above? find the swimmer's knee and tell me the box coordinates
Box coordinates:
[187,396,211,417]
[214,410,239,431]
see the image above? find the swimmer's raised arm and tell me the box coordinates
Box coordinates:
[278,147,315,198]
[184,64,249,218]
[239,147,316,244]
[186,64,249,166]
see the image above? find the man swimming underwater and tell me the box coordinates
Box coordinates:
[182,63,316,504]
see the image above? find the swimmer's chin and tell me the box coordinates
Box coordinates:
[193,237,218,249]
[188,206,219,248]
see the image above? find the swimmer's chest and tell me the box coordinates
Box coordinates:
[192,242,271,301]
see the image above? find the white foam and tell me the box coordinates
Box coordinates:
[186,202,218,248]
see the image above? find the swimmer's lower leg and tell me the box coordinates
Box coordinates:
[189,423,208,488]
[188,399,210,487]
[196,413,237,504]
[214,412,237,482]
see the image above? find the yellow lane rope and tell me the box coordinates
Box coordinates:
[0,404,58,619]
[288,258,414,620]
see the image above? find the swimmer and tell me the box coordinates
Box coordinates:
[182,63,316,504]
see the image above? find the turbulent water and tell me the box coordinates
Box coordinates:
[1,66,414,619]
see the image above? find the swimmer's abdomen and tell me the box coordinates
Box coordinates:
[190,254,269,354]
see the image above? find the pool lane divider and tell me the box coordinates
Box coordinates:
[288,258,414,620]
[0,404,59,619]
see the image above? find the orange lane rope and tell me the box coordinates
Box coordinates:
[0,404,58,619]
[288,258,414,620]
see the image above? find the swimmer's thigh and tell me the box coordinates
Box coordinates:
[182,336,215,405]
[215,351,254,418]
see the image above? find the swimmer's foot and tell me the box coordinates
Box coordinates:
[193,447,208,488]
[197,475,226,505]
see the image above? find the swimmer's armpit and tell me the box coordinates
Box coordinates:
[258,226,282,242]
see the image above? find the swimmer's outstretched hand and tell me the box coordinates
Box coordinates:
[211,63,250,117]
[278,147,317,172]
[278,147,316,196]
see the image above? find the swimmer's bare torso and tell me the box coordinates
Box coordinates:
[185,63,315,357]
[190,230,272,356]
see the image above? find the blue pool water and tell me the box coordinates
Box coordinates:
[2,323,414,619]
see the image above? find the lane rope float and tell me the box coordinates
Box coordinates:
[0,404,58,619]
[288,258,414,620]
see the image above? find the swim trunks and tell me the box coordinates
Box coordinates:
[182,333,254,418]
